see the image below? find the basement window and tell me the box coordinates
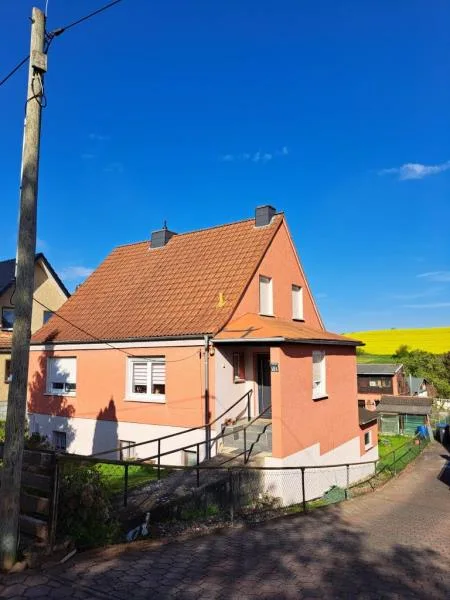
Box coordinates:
[119,440,136,461]
[364,430,373,450]
[52,431,67,451]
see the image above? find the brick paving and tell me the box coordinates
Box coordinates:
[1,441,449,599]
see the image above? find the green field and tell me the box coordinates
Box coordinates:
[345,326,450,355]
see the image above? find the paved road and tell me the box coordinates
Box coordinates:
[1,441,449,599]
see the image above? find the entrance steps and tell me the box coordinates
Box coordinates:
[221,419,272,455]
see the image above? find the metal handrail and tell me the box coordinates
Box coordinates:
[92,389,253,458]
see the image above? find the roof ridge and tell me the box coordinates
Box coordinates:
[114,212,285,249]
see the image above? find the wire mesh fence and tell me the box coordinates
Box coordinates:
[55,434,429,538]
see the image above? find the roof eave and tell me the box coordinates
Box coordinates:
[30,333,207,347]
[213,337,361,346]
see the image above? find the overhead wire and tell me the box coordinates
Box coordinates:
[31,296,203,363]
[48,0,125,37]
[0,55,29,88]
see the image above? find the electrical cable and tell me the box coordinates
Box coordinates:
[32,296,203,363]
[0,55,29,87]
[48,0,125,38]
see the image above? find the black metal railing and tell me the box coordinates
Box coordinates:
[92,389,253,462]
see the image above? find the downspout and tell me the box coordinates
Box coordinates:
[204,335,211,459]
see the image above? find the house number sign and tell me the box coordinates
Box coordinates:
[270,362,279,373]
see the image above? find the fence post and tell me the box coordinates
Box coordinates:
[247,392,251,422]
[123,463,129,507]
[243,427,247,463]
[229,470,234,524]
[301,467,307,512]
[196,443,200,487]
[49,456,60,550]
[157,439,161,481]
[393,450,396,475]
[345,464,350,500]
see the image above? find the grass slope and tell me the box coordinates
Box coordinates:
[345,326,450,355]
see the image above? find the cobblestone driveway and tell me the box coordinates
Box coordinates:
[1,442,449,599]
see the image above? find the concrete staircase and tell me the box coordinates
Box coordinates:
[222,419,272,456]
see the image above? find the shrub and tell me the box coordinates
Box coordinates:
[57,465,119,549]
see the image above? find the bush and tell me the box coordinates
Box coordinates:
[57,465,119,549]
[0,420,5,443]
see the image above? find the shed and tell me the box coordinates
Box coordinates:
[376,395,432,435]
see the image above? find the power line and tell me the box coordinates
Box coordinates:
[0,55,29,88]
[32,297,202,363]
[49,0,125,37]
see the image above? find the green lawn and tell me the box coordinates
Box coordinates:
[96,463,163,496]
[377,434,424,472]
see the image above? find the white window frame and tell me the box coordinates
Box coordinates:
[46,357,77,397]
[126,357,166,403]
[364,430,373,450]
[292,285,303,320]
[259,275,273,316]
[312,350,327,399]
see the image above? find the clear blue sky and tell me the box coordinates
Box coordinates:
[1,0,449,333]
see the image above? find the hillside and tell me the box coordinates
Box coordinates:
[344,326,450,355]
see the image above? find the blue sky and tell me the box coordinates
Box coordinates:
[1,0,449,333]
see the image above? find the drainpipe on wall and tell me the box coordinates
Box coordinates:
[204,335,211,460]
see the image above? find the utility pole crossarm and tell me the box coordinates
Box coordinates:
[0,7,46,571]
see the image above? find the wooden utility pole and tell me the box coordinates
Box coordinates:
[0,7,46,571]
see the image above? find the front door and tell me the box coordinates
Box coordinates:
[257,353,272,417]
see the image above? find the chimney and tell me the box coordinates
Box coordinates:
[255,205,276,227]
[150,222,177,248]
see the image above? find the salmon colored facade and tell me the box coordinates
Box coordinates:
[28,207,377,475]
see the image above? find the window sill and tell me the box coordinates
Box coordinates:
[234,378,246,384]
[364,444,373,451]
[258,313,274,318]
[125,396,166,404]
[44,392,76,398]
[312,394,328,401]
[292,318,305,322]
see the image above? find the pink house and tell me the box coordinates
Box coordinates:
[28,206,378,491]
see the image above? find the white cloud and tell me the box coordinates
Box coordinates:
[379,160,450,180]
[403,302,450,309]
[417,271,450,283]
[60,266,94,281]
[89,133,110,141]
[220,147,288,164]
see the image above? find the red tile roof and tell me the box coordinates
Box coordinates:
[0,331,12,351]
[32,216,284,344]
[214,313,362,345]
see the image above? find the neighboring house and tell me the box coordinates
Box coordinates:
[357,363,408,410]
[28,205,377,499]
[0,254,70,418]
[376,395,432,435]
[407,375,436,398]
[358,407,378,455]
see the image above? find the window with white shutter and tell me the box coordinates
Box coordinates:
[259,276,273,316]
[312,351,326,399]
[127,357,166,402]
[46,357,77,396]
[292,285,303,320]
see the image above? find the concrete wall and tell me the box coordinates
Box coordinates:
[232,220,323,329]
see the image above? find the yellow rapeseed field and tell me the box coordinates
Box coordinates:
[344,326,450,355]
